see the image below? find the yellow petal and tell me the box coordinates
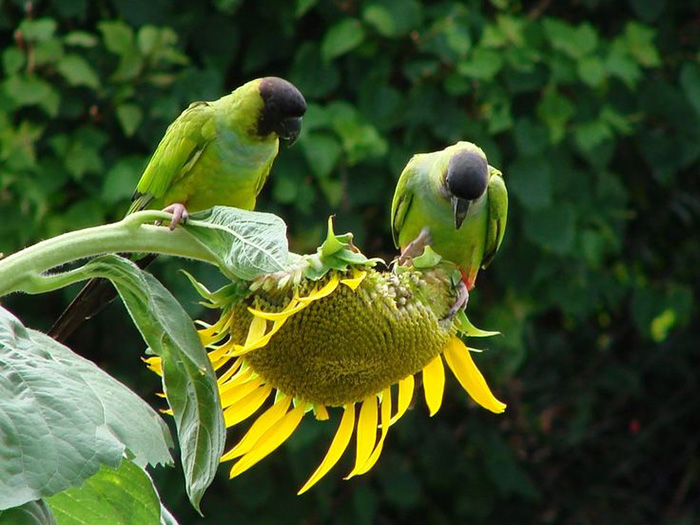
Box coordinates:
[223,384,273,427]
[220,375,263,409]
[298,404,356,495]
[314,404,329,421]
[345,396,378,479]
[221,395,292,461]
[232,317,288,356]
[356,388,392,475]
[229,402,307,478]
[247,299,307,321]
[298,276,339,304]
[443,337,506,414]
[143,356,162,376]
[422,355,445,417]
[219,367,252,394]
[389,375,414,426]
[340,270,367,291]
[217,358,243,385]
[244,315,268,347]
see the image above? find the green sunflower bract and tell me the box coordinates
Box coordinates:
[146,218,506,494]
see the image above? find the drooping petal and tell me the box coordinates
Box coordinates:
[143,357,162,376]
[443,337,506,414]
[313,404,329,421]
[356,387,392,475]
[345,396,378,479]
[389,375,414,426]
[217,358,243,385]
[220,375,263,409]
[244,315,267,347]
[422,355,445,417]
[298,404,356,495]
[229,402,307,478]
[340,270,367,291]
[223,384,273,427]
[248,299,307,321]
[221,395,292,461]
[297,276,339,304]
[218,367,252,395]
[232,317,288,356]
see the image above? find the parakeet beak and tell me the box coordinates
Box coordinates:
[452,196,471,229]
[278,117,303,147]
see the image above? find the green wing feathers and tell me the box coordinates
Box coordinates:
[390,162,417,248]
[482,168,508,269]
[132,101,217,205]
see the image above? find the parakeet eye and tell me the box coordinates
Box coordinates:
[257,77,307,142]
[446,150,489,201]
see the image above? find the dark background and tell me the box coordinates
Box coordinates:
[1,0,699,523]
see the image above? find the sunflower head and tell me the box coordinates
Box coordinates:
[148,218,506,494]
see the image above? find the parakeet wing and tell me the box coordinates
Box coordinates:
[390,158,421,248]
[128,101,217,213]
[482,168,508,269]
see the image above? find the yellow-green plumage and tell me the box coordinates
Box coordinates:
[49,77,306,342]
[128,79,280,215]
[391,141,508,289]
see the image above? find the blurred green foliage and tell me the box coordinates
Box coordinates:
[1,0,699,523]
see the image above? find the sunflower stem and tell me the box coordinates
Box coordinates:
[0,211,219,297]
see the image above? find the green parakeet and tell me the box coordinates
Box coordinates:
[49,77,307,341]
[391,141,508,291]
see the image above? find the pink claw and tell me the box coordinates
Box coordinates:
[162,203,189,230]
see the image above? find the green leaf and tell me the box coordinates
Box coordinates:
[680,63,700,117]
[69,256,224,513]
[508,156,552,211]
[622,22,660,67]
[98,21,134,56]
[3,75,60,116]
[321,19,366,61]
[0,500,56,525]
[102,156,145,203]
[56,54,101,89]
[115,103,143,137]
[457,48,503,80]
[2,48,25,76]
[577,56,606,87]
[543,19,597,59]
[296,0,317,17]
[290,43,340,98]
[363,0,422,37]
[184,207,290,280]
[301,132,342,178]
[363,5,395,36]
[64,31,99,47]
[606,40,641,88]
[18,18,57,42]
[0,307,173,510]
[523,203,577,255]
[536,89,574,143]
[47,460,167,525]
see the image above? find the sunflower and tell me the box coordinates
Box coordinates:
[147,220,506,494]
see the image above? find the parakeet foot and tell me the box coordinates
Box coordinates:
[444,280,469,322]
[398,228,433,265]
[163,203,189,230]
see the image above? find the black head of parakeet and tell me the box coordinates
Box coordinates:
[257,77,307,146]
[445,150,489,229]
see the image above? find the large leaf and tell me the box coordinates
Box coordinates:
[0,307,172,511]
[67,255,225,513]
[46,459,173,525]
[0,500,56,525]
[183,206,290,280]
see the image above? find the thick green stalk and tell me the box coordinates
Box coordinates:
[0,211,218,297]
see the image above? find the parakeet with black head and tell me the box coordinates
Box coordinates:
[391,141,508,293]
[50,77,307,341]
